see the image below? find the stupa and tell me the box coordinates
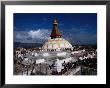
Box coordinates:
[42,19,73,51]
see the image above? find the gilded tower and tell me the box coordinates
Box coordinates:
[50,19,62,39]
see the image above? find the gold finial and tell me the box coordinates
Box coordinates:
[53,19,58,24]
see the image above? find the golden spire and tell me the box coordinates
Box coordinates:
[50,19,62,39]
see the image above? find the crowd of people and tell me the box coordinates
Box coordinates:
[48,57,97,75]
[14,46,97,75]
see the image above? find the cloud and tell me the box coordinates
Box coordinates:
[28,29,49,39]
[14,25,97,45]
[14,29,51,43]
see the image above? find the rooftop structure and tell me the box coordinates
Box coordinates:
[50,19,62,39]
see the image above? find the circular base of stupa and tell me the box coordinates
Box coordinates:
[42,38,73,51]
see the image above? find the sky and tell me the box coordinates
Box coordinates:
[14,13,97,45]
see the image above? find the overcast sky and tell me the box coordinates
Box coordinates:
[14,13,97,45]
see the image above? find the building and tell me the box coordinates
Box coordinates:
[42,19,73,51]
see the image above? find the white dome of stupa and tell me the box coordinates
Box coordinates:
[42,37,72,50]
